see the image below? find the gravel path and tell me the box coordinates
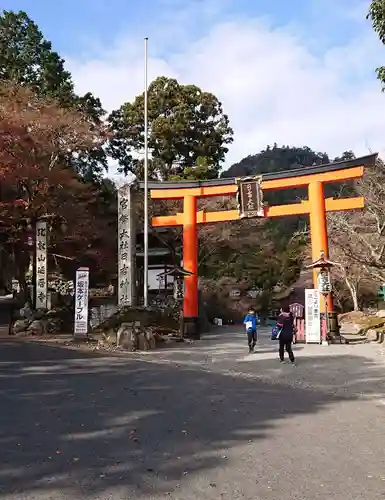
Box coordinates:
[1,328,385,500]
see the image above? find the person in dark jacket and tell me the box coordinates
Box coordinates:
[276,305,295,364]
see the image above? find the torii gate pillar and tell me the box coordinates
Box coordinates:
[183,195,199,336]
[309,181,333,311]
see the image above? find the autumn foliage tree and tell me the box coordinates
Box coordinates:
[0,10,107,180]
[0,82,111,293]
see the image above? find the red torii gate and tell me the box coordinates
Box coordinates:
[141,154,377,337]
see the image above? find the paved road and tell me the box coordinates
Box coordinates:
[1,328,385,500]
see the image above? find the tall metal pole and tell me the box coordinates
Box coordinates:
[143,37,149,308]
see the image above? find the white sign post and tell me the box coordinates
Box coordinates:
[305,288,321,343]
[74,267,89,337]
[35,221,48,309]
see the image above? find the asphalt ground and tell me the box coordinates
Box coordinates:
[1,327,385,500]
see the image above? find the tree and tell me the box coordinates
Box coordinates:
[221,144,330,180]
[0,82,109,292]
[328,158,385,294]
[108,76,233,180]
[329,244,365,311]
[0,10,108,179]
[198,145,357,314]
[0,10,73,102]
[220,145,332,258]
[367,0,385,88]
[71,92,107,180]
[333,151,356,162]
[198,197,304,296]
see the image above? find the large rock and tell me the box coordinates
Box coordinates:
[94,306,178,334]
[338,311,366,324]
[137,328,156,351]
[46,317,61,334]
[340,316,385,336]
[146,328,156,350]
[358,316,385,330]
[116,322,137,351]
[367,328,385,342]
[27,319,45,336]
[93,305,178,351]
[114,321,158,351]
[13,319,30,334]
[137,332,149,351]
[376,310,385,318]
[340,323,363,335]
[20,302,33,320]
[32,309,47,320]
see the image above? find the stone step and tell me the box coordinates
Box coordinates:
[340,334,369,344]
[367,328,385,343]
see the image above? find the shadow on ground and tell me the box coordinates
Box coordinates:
[0,340,384,497]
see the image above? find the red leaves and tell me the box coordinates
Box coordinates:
[0,82,106,181]
[0,199,26,207]
[0,82,115,275]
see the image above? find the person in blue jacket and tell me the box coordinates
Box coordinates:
[243,308,259,352]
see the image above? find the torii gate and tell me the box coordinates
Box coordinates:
[141,154,377,337]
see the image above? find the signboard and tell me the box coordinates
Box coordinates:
[173,278,184,300]
[317,269,331,294]
[305,289,321,343]
[117,184,134,306]
[35,221,48,309]
[290,303,304,318]
[74,267,89,336]
[236,176,264,218]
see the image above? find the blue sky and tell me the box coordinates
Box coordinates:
[2,0,372,59]
[2,0,385,170]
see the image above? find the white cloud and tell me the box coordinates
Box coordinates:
[66,5,385,175]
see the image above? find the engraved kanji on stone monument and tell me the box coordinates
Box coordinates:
[117,183,135,307]
[35,221,48,309]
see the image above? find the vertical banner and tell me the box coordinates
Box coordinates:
[305,288,321,343]
[118,184,134,307]
[74,267,89,337]
[35,221,48,309]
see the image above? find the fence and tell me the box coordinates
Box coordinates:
[290,302,327,344]
[294,316,327,344]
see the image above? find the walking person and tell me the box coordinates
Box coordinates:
[276,305,296,364]
[243,308,259,353]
